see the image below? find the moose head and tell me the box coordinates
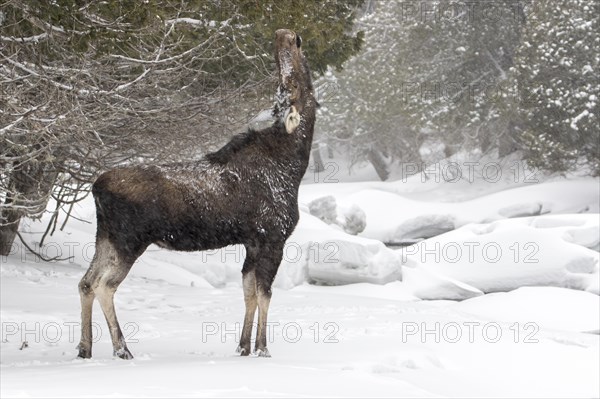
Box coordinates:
[274,29,314,134]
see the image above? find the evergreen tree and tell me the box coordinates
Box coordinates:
[0,0,364,255]
[514,0,599,174]
[317,1,525,179]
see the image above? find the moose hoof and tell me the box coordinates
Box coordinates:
[255,348,271,358]
[236,345,251,356]
[114,347,134,360]
[76,344,92,359]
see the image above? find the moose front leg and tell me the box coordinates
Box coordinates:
[253,245,284,357]
[254,283,272,357]
[237,266,257,356]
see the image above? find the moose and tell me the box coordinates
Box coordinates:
[77,29,316,359]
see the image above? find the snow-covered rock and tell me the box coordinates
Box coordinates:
[276,212,401,288]
[392,214,455,243]
[400,214,599,295]
[402,266,484,301]
[301,178,599,243]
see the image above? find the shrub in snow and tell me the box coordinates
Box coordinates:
[340,204,367,235]
[308,196,367,235]
[308,196,338,224]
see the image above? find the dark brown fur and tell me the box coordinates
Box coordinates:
[77,29,316,359]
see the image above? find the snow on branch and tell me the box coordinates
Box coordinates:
[113,67,150,92]
[0,105,43,135]
[165,17,232,28]
[0,33,48,43]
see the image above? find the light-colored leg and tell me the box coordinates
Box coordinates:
[77,237,136,359]
[77,239,109,359]
[77,274,95,358]
[252,244,283,357]
[254,288,271,357]
[96,281,133,359]
[237,269,257,356]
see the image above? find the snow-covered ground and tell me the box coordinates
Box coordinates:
[1,160,599,397]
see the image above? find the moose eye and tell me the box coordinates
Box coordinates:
[296,35,302,48]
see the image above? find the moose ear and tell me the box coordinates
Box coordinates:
[296,34,302,48]
[285,106,301,134]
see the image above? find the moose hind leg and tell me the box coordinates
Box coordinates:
[96,250,138,359]
[85,237,138,359]
[77,270,96,358]
[77,237,125,359]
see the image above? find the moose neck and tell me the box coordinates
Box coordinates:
[282,86,317,183]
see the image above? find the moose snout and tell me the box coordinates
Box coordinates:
[275,29,297,49]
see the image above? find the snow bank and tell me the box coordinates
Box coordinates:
[275,212,401,288]
[401,214,599,297]
[402,267,483,301]
[456,286,600,332]
[11,166,599,294]
[302,179,599,243]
